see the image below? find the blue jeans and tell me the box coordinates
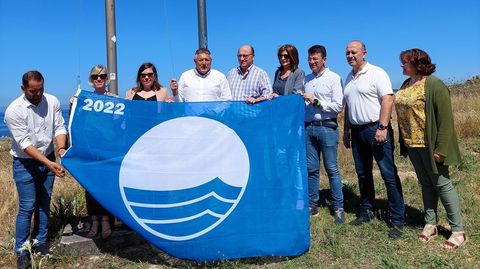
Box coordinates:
[13,153,55,256]
[305,124,344,211]
[350,123,405,226]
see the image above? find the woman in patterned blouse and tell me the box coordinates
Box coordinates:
[395,48,467,249]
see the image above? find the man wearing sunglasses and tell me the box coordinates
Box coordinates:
[5,70,67,269]
[226,44,272,104]
[171,48,232,102]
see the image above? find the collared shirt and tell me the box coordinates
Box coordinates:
[5,93,67,158]
[304,68,343,122]
[226,64,272,100]
[343,62,393,125]
[175,68,232,102]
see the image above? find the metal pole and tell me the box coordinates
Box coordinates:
[197,0,208,49]
[105,0,118,95]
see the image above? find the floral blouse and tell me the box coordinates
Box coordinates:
[395,79,427,148]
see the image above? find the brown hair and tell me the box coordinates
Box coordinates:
[135,62,163,91]
[277,44,299,71]
[400,48,436,76]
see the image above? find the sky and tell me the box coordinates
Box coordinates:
[0,0,479,108]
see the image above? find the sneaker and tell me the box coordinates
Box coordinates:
[309,206,319,216]
[388,225,404,240]
[349,210,374,226]
[32,242,52,257]
[16,254,31,269]
[334,208,345,224]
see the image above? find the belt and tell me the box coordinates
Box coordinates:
[351,121,379,128]
[13,152,55,161]
[305,118,337,127]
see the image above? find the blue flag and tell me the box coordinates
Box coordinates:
[62,90,309,261]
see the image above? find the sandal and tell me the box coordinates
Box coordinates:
[442,232,468,249]
[418,224,437,242]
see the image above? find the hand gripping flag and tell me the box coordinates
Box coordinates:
[62,90,309,261]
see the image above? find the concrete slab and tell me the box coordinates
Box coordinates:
[59,221,148,256]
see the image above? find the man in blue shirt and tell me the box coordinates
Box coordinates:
[302,45,345,223]
[227,45,272,103]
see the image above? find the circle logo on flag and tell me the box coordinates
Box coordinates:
[119,116,250,241]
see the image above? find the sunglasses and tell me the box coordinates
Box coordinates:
[91,74,108,80]
[140,72,155,79]
[278,53,290,59]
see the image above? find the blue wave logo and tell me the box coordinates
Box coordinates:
[119,117,250,241]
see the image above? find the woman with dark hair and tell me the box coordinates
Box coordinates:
[270,44,304,98]
[126,62,170,101]
[395,48,467,249]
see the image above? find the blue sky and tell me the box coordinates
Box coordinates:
[0,0,479,108]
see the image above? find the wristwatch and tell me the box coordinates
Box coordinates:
[313,99,322,109]
[378,124,387,130]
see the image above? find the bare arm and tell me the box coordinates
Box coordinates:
[55,134,68,157]
[24,144,65,177]
[379,94,394,127]
[375,94,394,144]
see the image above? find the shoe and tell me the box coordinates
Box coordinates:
[32,242,52,257]
[309,206,319,216]
[334,209,345,224]
[16,254,31,269]
[388,225,403,240]
[418,224,437,243]
[442,232,468,249]
[349,210,374,226]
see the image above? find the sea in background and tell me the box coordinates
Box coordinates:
[0,107,70,138]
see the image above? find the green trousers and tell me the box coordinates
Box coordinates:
[407,147,464,232]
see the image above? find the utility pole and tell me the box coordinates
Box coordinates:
[197,0,208,49]
[105,0,118,95]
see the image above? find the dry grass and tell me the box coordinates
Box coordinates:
[450,79,480,139]
[0,79,479,268]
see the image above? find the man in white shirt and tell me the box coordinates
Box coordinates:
[301,45,344,222]
[342,41,405,239]
[227,44,272,103]
[4,71,67,268]
[171,48,232,102]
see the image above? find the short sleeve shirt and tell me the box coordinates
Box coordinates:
[343,62,393,125]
